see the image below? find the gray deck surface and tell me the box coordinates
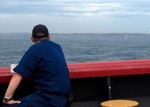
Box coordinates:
[71,96,150,107]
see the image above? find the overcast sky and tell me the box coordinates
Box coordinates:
[0,0,150,33]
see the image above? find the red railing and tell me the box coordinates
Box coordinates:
[1,59,150,83]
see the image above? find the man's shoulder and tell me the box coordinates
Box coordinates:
[46,40,60,47]
[50,41,60,45]
[31,43,39,48]
[28,43,40,52]
[30,40,61,50]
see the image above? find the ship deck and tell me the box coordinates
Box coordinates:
[72,96,150,107]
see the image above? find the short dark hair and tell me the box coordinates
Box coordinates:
[32,24,49,38]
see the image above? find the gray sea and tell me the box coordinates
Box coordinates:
[0,33,150,67]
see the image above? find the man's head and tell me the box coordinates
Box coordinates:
[31,24,50,43]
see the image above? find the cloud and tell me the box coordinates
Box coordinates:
[0,0,150,33]
[0,0,150,17]
[61,3,122,16]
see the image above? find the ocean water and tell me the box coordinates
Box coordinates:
[0,33,150,67]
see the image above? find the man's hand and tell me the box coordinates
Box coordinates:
[3,99,21,105]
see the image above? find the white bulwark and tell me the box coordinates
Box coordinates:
[10,64,17,73]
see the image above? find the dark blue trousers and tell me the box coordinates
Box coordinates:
[3,93,67,107]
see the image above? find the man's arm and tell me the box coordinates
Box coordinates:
[3,73,22,105]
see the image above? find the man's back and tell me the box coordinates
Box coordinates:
[31,40,71,95]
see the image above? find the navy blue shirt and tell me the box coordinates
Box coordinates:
[14,39,71,96]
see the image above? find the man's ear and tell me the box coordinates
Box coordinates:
[31,36,35,42]
[48,35,51,40]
